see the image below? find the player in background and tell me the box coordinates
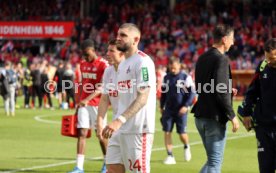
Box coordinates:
[102,23,156,173]
[96,39,125,173]
[160,58,196,164]
[68,39,108,173]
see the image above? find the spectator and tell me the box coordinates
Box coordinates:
[63,63,75,108]
[3,61,17,116]
[41,66,53,109]
[30,63,42,108]
[54,61,65,108]
[22,65,32,108]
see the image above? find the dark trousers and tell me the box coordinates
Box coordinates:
[255,126,276,173]
[32,85,42,107]
[23,86,30,106]
[42,91,53,107]
[66,89,75,107]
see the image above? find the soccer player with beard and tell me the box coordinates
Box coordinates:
[101,23,156,173]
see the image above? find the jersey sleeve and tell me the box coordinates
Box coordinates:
[102,68,109,94]
[135,58,156,89]
[241,61,262,117]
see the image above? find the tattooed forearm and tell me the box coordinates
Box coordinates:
[121,87,150,120]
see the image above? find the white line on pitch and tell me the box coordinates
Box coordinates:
[34,114,249,134]
[0,133,254,173]
[34,114,61,124]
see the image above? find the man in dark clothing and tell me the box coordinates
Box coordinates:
[23,66,32,108]
[30,63,42,108]
[0,70,9,102]
[41,67,53,109]
[160,58,196,164]
[239,38,276,173]
[63,63,75,108]
[3,61,17,116]
[54,61,65,108]
[192,24,239,173]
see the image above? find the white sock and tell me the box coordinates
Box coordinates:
[76,154,85,170]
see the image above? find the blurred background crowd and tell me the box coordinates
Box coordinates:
[0,0,275,112]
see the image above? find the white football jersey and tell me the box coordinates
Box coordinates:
[102,66,119,120]
[117,51,156,134]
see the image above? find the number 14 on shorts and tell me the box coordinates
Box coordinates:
[128,159,141,171]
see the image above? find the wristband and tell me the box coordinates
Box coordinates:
[117,115,127,124]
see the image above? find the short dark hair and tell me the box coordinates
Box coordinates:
[264,38,276,52]
[81,39,95,51]
[108,38,117,46]
[169,57,180,65]
[119,23,141,36]
[5,61,11,67]
[213,24,234,43]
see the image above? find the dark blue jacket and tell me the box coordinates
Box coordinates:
[160,71,196,114]
[240,60,276,127]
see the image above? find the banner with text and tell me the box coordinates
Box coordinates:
[0,22,75,38]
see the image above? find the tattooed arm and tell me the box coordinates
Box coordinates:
[120,86,150,120]
[102,87,150,139]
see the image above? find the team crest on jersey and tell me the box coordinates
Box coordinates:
[126,66,131,73]
[92,67,97,71]
[263,73,268,79]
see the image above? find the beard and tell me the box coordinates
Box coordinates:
[117,42,131,52]
[268,62,276,68]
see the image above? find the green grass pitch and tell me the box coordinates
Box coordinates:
[0,97,258,173]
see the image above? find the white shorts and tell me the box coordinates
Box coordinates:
[106,131,154,173]
[77,106,107,129]
[106,130,123,164]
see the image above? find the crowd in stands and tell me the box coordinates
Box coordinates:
[0,0,80,21]
[1,0,275,70]
[0,0,275,104]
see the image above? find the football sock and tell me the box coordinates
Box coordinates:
[76,154,85,170]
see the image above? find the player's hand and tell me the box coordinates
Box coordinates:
[179,106,188,115]
[242,116,252,131]
[231,116,239,133]
[79,100,88,107]
[232,88,238,96]
[102,119,122,139]
[96,119,104,140]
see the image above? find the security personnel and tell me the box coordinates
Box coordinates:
[239,38,276,173]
